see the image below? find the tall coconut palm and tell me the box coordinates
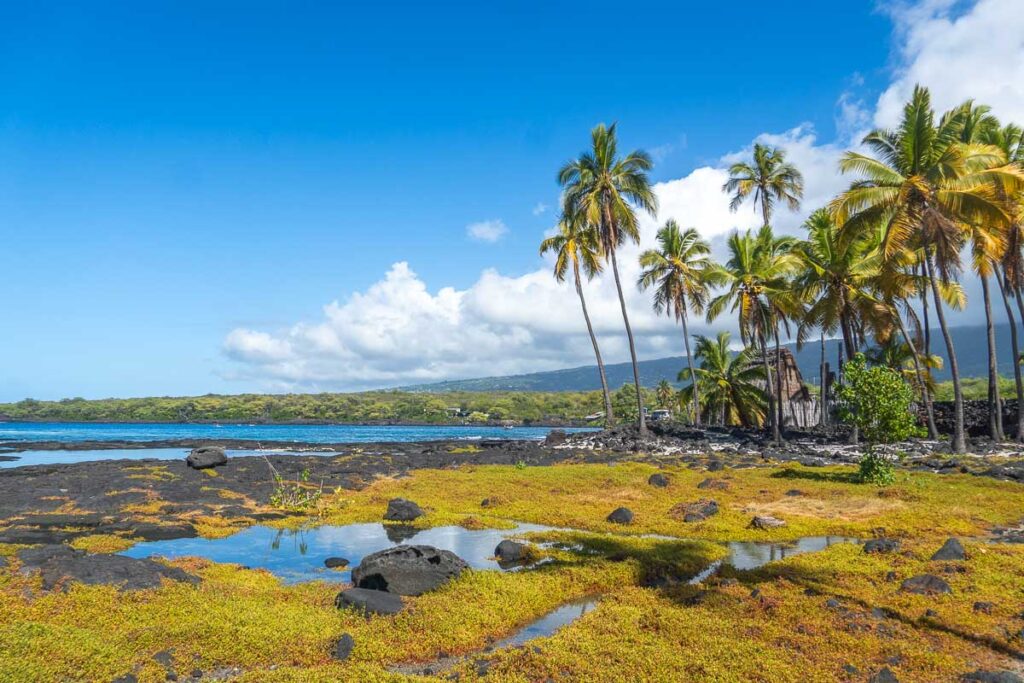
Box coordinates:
[539,215,615,425]
[794,208,879,362]
[705,226,801,443]
[984,122,1024,440]
[831,85,1024,452]
[559,123,658,436]
[723,143,804,227]
[638,220,711,425]
[957,101,1006,440]
[655,379,675,410]
[678,332,767,427]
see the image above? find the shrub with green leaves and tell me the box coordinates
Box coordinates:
[836,353,922,484]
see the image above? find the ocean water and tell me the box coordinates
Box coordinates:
[0,421,596,444]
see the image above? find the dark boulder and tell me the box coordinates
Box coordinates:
[384,498,424,522]
[351,545,468,595]
[869,668,899,683]
[671,499,719,523]
[748,515,786,530]
[900,574,952,595]
[606,507,634,524]
[647,473,670,488]
[962,671,1024,683]
[185,446,227,470]
[17,545,198,591]
[544,430,568,446]
[697,478,730,491]
[324,557,349,569]
[335,587,404,616]
[494,540,528,564]
[863,539,901,554]
[931,538,967,561]
[333,633,355,661]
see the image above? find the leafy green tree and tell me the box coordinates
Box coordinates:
[560,123,658,436]
[638,220,711,425]
[836,354,923,485]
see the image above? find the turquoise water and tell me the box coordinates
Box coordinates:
[0,421,594,444]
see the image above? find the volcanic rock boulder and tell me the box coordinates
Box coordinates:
[900,574,952,595]
[748,515,786,530]
[648,473,670,488]
[384,498,424,522]
[494,539,529,564]
[335,587,405,615]
[863,538,901,554]
[606,507,634,524]
[670,499,719,523]
[930,537,967,561]
[351,545,468,596]
[186,446,227,470]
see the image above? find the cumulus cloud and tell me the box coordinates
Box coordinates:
[466,219,508,242]
[223,0,1021,390]
[532,202,549,216]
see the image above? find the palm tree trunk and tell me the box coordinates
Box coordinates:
[609,248,646,437]
[919,262,931,359]
[573,263,614,428]
[980,274,1004,441]
[819,332,826,427]
[893,305,938,439]
[995,269,1023,441]
[757,330,779,443]
[922,245,966,453]
[773,323,785,433]
[679,312,700,426]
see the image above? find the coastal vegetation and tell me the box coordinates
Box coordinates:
[2,460,1023,681]
[537,85,1024,452]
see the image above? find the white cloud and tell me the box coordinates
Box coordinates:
[532,202,549,216]
[223,0,1022,390]
[466,219,508,242]
[875,0,1024,127]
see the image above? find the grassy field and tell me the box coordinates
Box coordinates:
[1,460,1023,681]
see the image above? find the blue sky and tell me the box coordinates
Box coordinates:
[2,1,1020,401]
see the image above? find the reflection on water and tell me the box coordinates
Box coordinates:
[725,536,858,570]
[121,522,554,584]
[492,598,598,649]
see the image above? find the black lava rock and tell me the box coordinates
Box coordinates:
[335,587,404,616]
[185,446,227,470]
[606,507,634,524]
[351,545,468,595]
[384,498,424,522]
[930,538,967,561]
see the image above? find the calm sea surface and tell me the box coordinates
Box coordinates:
[0,421,595,444]
[0,422,597,468]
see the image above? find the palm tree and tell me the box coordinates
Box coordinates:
[655,379,675,410]
[539,215,615,425]
[678,332,767,427]
[951,101,1006,440]
[638,220,711,425]
[705,226,801,443]
[794,208,879,362]
[559,123,658,436]
[831,85,1024,452]
[984,122,1024,440]
[723,143,804,227]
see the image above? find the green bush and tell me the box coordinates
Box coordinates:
[836,354,921,485]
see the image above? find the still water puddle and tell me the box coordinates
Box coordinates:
[121,521,554,583]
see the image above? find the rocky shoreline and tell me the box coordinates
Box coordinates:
[2,425,1024,550]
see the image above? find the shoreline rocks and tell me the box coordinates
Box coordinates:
[384,498,424,522]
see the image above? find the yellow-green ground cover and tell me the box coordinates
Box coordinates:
[1,460,1023,681]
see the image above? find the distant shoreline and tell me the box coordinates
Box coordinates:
[0,417,592,428]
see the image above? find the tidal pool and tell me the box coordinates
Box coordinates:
[120,522,555,584]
